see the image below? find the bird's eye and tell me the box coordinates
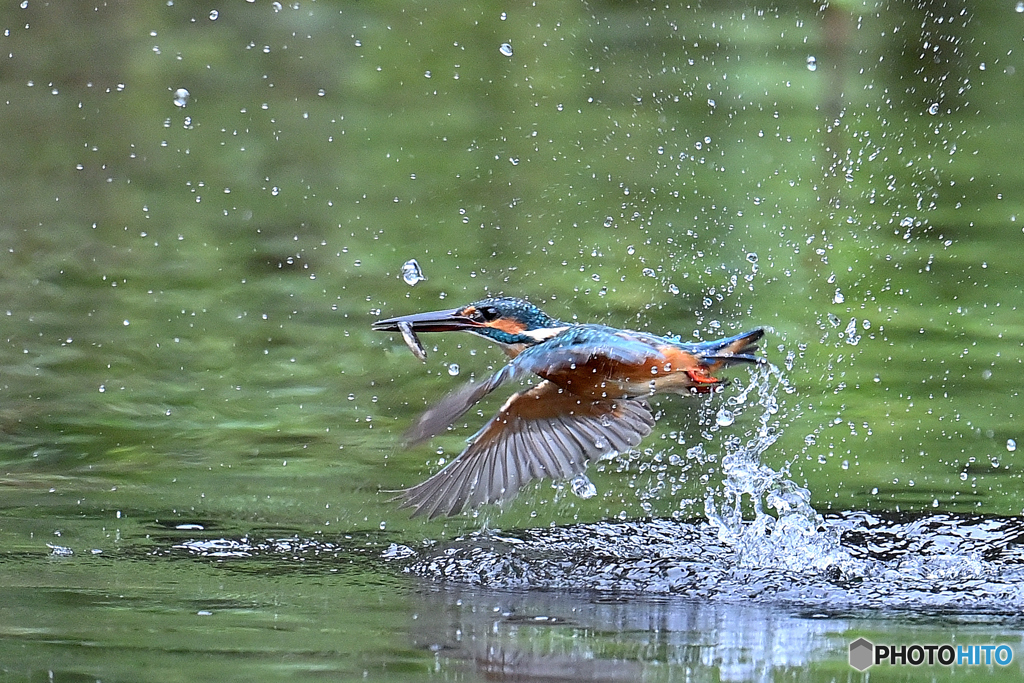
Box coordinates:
[479,306,499,321]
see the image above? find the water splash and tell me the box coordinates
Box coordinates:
[570,473,598,499]
[387,513,1024,610]
[697,361,855,572]
[400,258,427,286]
[173,88,190,108]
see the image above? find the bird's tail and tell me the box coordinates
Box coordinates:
[692,328,765,371]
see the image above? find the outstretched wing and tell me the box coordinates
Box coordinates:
[394,380,655,519]
[403,363,521,447]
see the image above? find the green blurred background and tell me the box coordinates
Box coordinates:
[0,1,1022,680]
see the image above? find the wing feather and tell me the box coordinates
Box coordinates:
[403,363,520,447]
[393,381,655,517]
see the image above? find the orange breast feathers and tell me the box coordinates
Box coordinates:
[537,345,718,399]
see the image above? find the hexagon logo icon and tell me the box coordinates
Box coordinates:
[849,638,874,671]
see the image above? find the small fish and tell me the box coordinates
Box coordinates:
[398,320,427,361]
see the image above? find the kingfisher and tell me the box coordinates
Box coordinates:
[373,296,764,519]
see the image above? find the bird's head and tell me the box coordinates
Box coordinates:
[373,296,567,358]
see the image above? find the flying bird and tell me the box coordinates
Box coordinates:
[373,296,764,519]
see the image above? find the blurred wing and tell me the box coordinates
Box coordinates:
[403,363,521,447]
[395,380,655,519]
[513,325,666,375]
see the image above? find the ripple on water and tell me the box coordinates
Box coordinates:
[389,512,1024,613]
[159,511,1024,612]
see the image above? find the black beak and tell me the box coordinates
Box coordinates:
[373,307,483,361]
[371,308,481,333]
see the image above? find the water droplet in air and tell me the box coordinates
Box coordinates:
[843,318,861,345]
[832,289,845,304]
[1018,1,1024,12]
[745,252,758,263]
[570,473,597,499]
[927,103,940,115]
[209,10,219,20]
[715,409,735,427]
[447,364,460,376]
[1007,439,1017,452]
[401,259,426,285]
[173,88,190,108]
[806,55,817,71]
[499,43,514,57]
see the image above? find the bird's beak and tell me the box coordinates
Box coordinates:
[372,308,484,361]
[372,308,482,333]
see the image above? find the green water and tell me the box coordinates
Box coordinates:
[1,1,1023,680]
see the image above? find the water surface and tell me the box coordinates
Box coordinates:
[1,1,1023,680]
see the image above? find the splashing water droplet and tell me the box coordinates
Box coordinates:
[570,473,597,499]
[928,102,940,115]
[499,43,514,57]
[1007,439,1017,452]
[843,318,861,346]
[447,363,460,376]
[806,55,817,71]
[401,259,426,286]
[173,88,190,108]
[715,409,735,427]
[833,289,845,304]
